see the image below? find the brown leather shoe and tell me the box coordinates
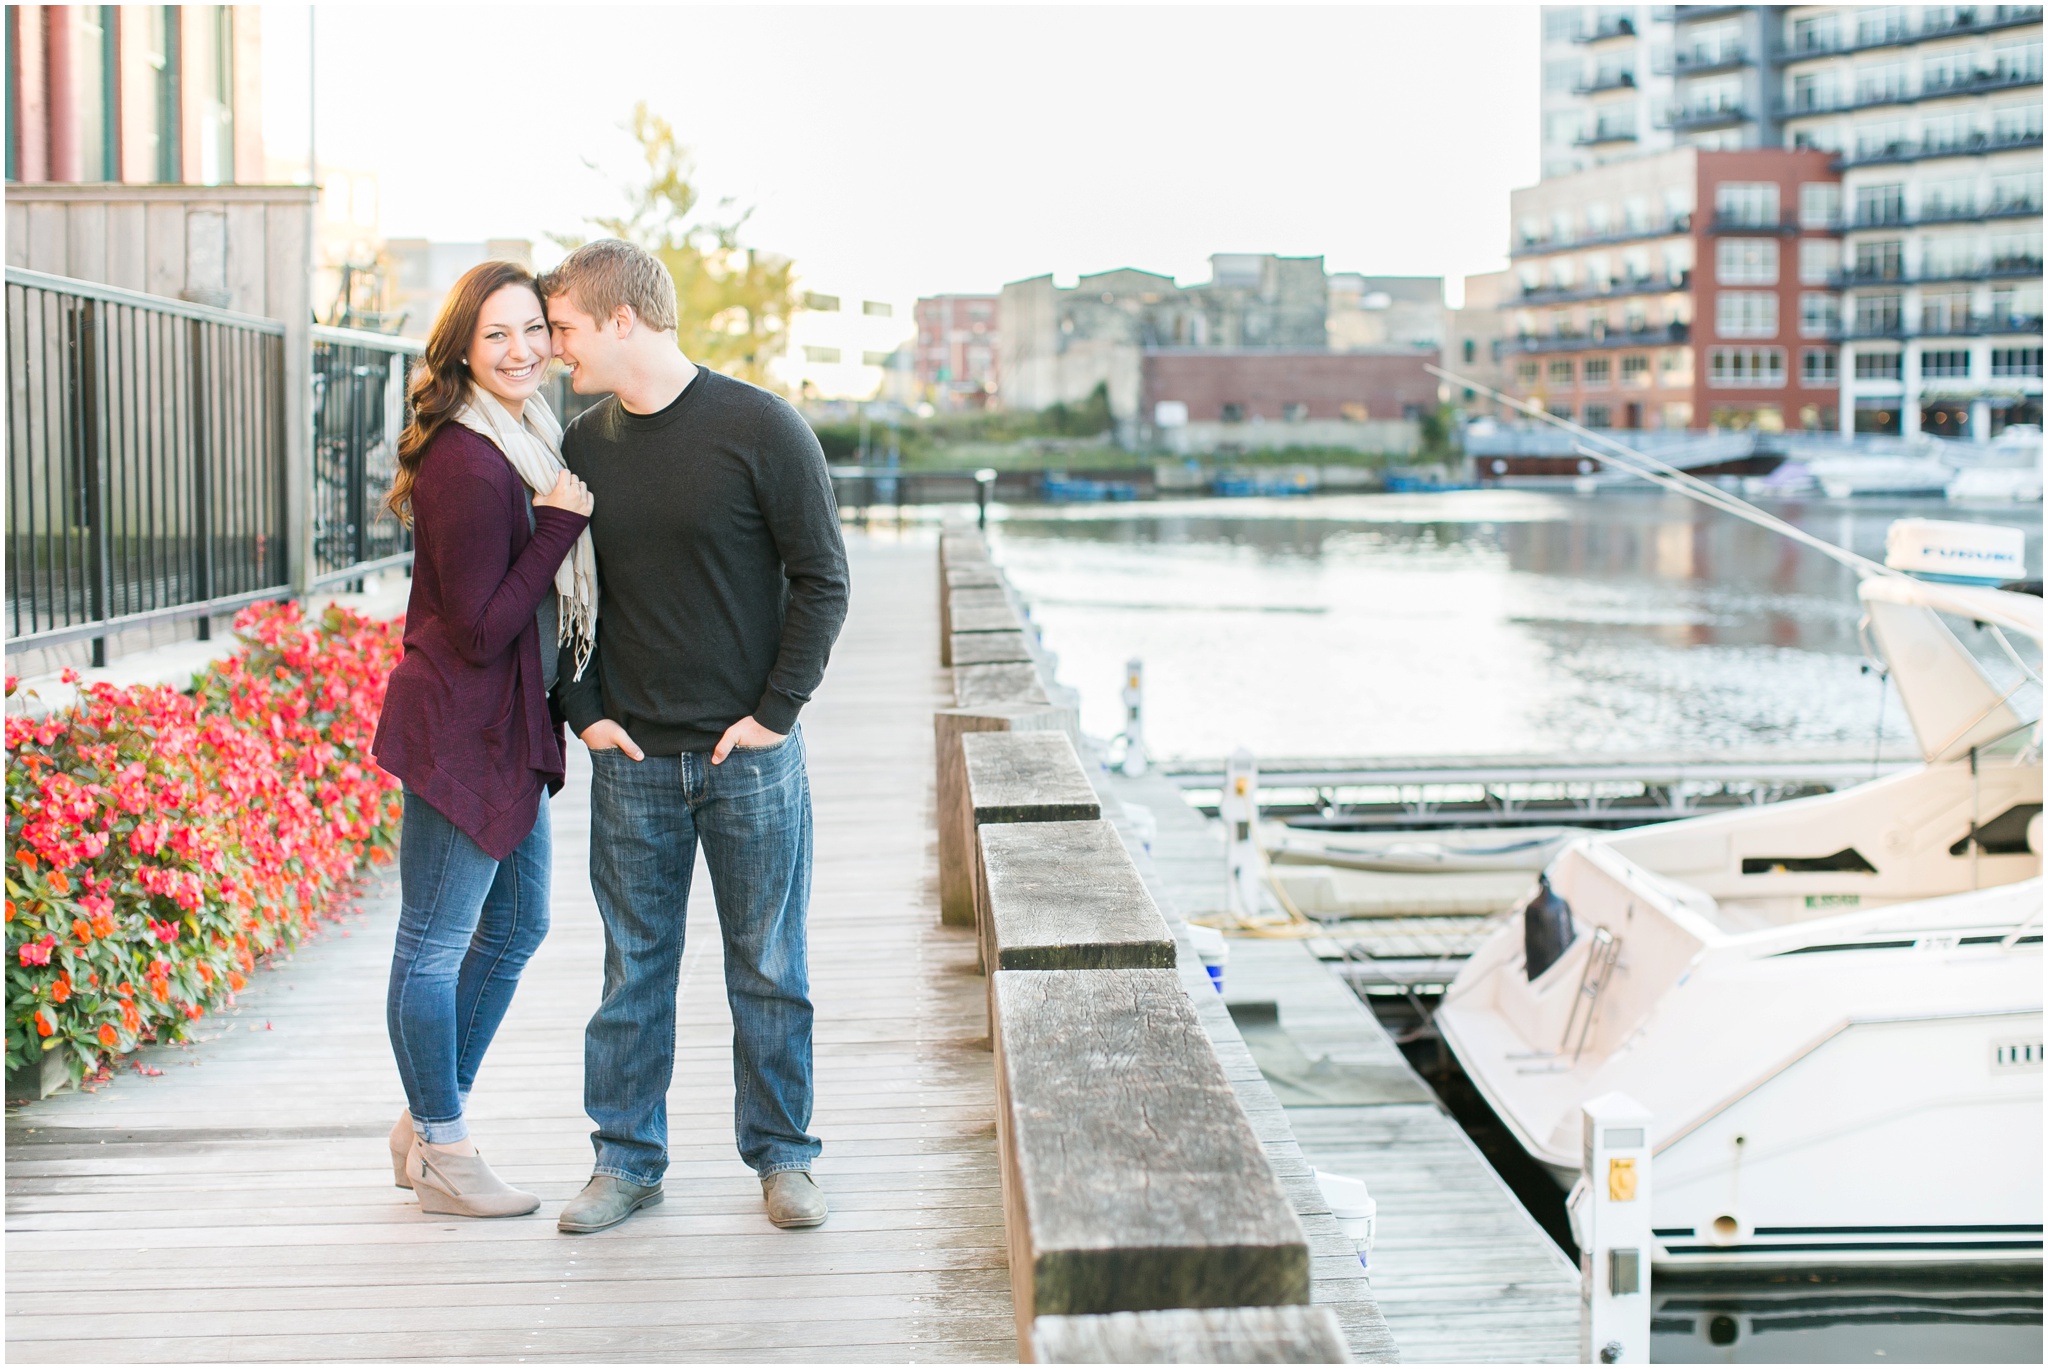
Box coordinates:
[762,1169,828,1228]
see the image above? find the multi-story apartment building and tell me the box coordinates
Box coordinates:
[1778,4,2043,437]
[1541,5,2043,437]
[1443,270,1518,411]
[776,288,915,403]
[1502,146,1846,434]
[6,5,262,186]
[1540,6,1681,175]
[913,294,999,408]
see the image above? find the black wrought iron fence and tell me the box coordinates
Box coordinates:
[5,269,289,660]
[309,325,420,588]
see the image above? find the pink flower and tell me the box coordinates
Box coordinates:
[18,935,56,967]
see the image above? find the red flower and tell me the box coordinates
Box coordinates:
[50,972,71,1004]
[34,1009,53,1037]
[98,1022,119,1046]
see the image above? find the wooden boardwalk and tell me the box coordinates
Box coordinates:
[5,531,1014,1362]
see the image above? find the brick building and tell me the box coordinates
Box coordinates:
[1503,145,1846,435]
[913,294,999,408]
[1142,350,1437,455]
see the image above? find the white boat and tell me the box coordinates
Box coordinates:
[1948,466,2044,503]
[1436,571,2043,1270]
[1806,455,1955,498]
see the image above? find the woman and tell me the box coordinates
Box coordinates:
[371,261,596,1217]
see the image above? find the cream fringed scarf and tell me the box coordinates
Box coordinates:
[451,387,599,682]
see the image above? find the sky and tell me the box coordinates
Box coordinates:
[262,4,1541,307]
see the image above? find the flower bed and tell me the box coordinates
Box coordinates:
[6,603,404,1092]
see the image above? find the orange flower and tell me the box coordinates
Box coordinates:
[18,849,36,870]
[50,973,70,1004]
[150,979,169,1002]
[98,1022,118,1046]
[226,970,247,992]
[3,898,13,921]
[34,1009,53,1037]
[72,918,93,944]
[119,1001,140,1031]
[45,869,69,896]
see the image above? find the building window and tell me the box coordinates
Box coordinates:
[1795,186,1839,234]
[1797,240,1839,286]
[1801,348,1840,386]
[1548,403,1574,421]
[1715,183,1781,228]
[1548,359,1575,386]
[803,293,841,312]
[1660,348,1693,384]
[862,301,893,318]
[1583,357,1612,388]
[1716,291,1779,339]
[145,6,182,182]
[1853,293,1903,335]
[1920,349,1971,379]
[1621,354,1650,386]
[189,5,236,185]
[1462,338,1477,363]
[1707,347,1787,387]
[803,346,841,364]
[1583,404,1613,428]
[1853,239,1903,281]
[1791,13,1839,53]
[1717,239,1780,285]
[1855,7,1907,46]
[861,350,894,367]
[1282,402,1309,423]
[1854,183,1905,226]
[1800,293,1840,337]
[75,6,119,180]
[1220,402,1245,423]
[1517,360,1541,385]
[1854,351,1903,380]
[1991,347,2044,378]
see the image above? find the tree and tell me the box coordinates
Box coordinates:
[560,105,799,388]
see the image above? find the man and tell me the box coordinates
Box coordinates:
[541,239,849,1234]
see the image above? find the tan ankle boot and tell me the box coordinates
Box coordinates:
[406,1142,540,1218]
[389,1110,414,1190]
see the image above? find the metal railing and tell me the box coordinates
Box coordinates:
[5,269,289,660]
[5,268,435,663]
[309,325,420,589]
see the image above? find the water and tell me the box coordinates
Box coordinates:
[989,490,2041,763]
[986,489,2044,1362]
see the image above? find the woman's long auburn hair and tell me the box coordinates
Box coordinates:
[386,260,545,524]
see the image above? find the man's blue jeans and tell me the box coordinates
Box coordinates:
[387,788,552,1144]
[583,728,820,1184]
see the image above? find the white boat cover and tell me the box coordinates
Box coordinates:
[1859,576,2042,762]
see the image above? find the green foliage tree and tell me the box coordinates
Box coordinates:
[559,105,798,388]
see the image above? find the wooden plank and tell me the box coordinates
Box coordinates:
[951,603,1024,634]
[25,202,68,274]
[946,566,1003,590]
[977,820,1174,972]
[962,731,1099,826]
[64,200,107,283]
[1032,1305,1351,1364]
[992,967,1309,1347]
[954,662,1049,708]
[934,705,1071,927]
[223,200,269,316]
[143,200,185,298]
[952,630,1033,666]
[104,201,148,291]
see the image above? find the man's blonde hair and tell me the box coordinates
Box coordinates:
[541,239,678,333]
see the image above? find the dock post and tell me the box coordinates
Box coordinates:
[1222,748,1263,921]
[1574,1093,1652,1365]
[1120,657,1147,777]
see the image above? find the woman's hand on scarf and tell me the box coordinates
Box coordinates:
[535,469,594,515]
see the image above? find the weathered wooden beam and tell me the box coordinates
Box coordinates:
[1032,1305,1352,1364]
[956,662,1051,708]
[976,819,1175,973]
[962,731,1101,827]
[934,705,1073,926]
[993,967,1311,1352]
[952,630,1033,666]
[946,564,1004,590]
[952,602,1026,634]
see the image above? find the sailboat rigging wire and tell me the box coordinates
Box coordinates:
[1426,364,1905,581]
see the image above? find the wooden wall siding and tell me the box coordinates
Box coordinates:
[4,185,313,321]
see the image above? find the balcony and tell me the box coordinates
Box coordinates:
[1573,15,1639,43]
[1837,313,2045,342]
[1777,5,2042,62]
[1509,215,1695,259]
[1575,124,1642,147]
[1708,213,1812,235]
[1573,70,1638,95]
[1786,67,2044,118]
[1836,128,2045,168]
[1664,103,1750,132]
[1834,257,2044,288]
[1673,44,1750,75]
[1505,321,1691,355]
[1846,198,2042,230]
[1517,272,1692,306]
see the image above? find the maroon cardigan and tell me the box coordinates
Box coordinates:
[372,425,590,860]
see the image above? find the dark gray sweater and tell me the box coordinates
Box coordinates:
[555,368,848,755]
